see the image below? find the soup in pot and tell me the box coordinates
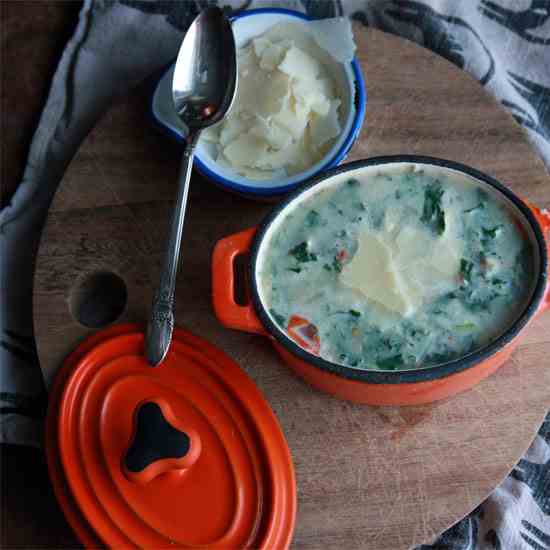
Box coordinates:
[257,164,536,370]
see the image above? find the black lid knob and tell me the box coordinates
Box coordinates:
[123,401,199,484]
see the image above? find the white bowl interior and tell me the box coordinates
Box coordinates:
[152,11,359,192]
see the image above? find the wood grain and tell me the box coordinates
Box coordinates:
[33,26,550,549]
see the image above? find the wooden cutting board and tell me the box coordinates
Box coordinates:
[34,27,550,549]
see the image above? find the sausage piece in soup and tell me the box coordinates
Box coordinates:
[257,165,536,371]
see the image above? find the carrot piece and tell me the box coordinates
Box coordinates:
[336,249,348,262]
[287,315,320,355]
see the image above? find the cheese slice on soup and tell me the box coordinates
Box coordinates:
[340,231,414,316]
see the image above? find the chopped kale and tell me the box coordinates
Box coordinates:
[355,201,367,211]
[404,324,426,342]
[421,183,446,235]
[269,309,285,327]
[395,190,401,200]
[289,241,317,263]
[323,263,332,271]
[339,353,359,367]
[482,225,503,239]
[287,267,302,273]
[347,178,360,187]
[332,257,343,273]
[306,210,321,227]
[463,295,495,312]
[376,354,404,370]
[464,202,485,214]
[477,188,489,201]
[332,309,362,319]
[486,277,507,297]
[481,225,503,250]
[455,280,500,312]
[460,259,474,285]
[370,210,385,229]
[430,292,456,315]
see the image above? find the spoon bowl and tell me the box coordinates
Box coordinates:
[173,7,237,129]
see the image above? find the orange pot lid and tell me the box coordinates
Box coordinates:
[49,325,295,549]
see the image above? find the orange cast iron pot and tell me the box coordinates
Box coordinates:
[212,156,550,406]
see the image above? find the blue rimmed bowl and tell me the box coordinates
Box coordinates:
[151,8,366,198]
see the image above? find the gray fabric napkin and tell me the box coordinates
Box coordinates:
[1,1,549,548]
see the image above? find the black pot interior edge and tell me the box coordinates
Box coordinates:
[247,155,549,385]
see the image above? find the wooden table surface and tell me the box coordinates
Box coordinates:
[4,2,550,549]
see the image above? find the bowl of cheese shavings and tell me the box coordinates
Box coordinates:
[151,8,366,198]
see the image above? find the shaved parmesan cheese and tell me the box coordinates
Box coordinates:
[273,99,309,140]
[258,71,291,118]
[255,144,297,170]
[292,78,331,116]
[316,78,336,100]
[431,244,460,277]
[236,66,290,120]
[279,46,321,81]
[252,36,270,58]
[249,119,292,150]
[199,20,353,179]
[341,219,462,317]
[201,125,220,143]
[238,46,256,72]
[258,39,293,71]
[394,224,433,265]
[263,133,312,170]
[223,133,267,168]
[215,152,232,169]
[219,116,250,146]
[309,100,341,148]
[341,232,413,316]
[310,97,331,116]
[217,152,285,180]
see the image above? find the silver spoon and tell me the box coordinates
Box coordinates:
[145,7,237,366]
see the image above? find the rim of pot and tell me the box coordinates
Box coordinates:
[248,155,548,385]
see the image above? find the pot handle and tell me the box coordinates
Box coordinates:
[212,227,266,334]
[529,204,550,313]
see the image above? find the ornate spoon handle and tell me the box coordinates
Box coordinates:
[145,132,198,366]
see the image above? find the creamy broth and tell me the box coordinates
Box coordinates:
[257,165,536,370]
